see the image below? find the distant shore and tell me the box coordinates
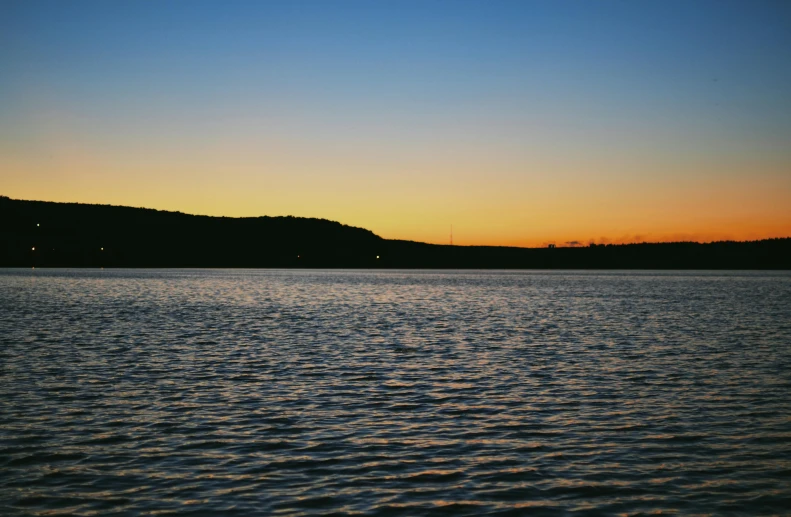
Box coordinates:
[2,196,789,269]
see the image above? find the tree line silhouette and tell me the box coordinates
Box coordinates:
[2,196,789,269]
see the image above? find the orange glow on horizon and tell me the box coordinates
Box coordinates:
[3,186,789,249]
[2,102,789,248]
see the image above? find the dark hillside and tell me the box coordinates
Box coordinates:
[0,196,383,267]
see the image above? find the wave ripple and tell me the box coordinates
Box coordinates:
[2,269,791,515]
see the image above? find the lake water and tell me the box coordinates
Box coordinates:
[2,268,791,515]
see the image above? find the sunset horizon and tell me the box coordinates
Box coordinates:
[3,1,790,249]
[4,192,790,248]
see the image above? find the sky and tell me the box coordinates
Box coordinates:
[2,0,790,246]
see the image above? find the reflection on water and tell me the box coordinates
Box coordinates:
[1,269,791,515]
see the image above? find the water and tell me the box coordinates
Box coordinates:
[2,268,790,516]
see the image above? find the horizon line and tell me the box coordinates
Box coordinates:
[3,194,789,249]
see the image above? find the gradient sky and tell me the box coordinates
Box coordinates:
[2,0,790,246]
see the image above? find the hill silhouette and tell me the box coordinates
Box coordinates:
[2,196,789,269]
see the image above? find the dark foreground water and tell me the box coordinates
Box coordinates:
[2,269,791,516]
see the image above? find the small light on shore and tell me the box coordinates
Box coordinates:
[37,223,40,227]
[101,247,104,251]
[31,247,35,251]
[376,255,380,259]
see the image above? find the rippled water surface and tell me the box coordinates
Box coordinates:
[2,268,791,516]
